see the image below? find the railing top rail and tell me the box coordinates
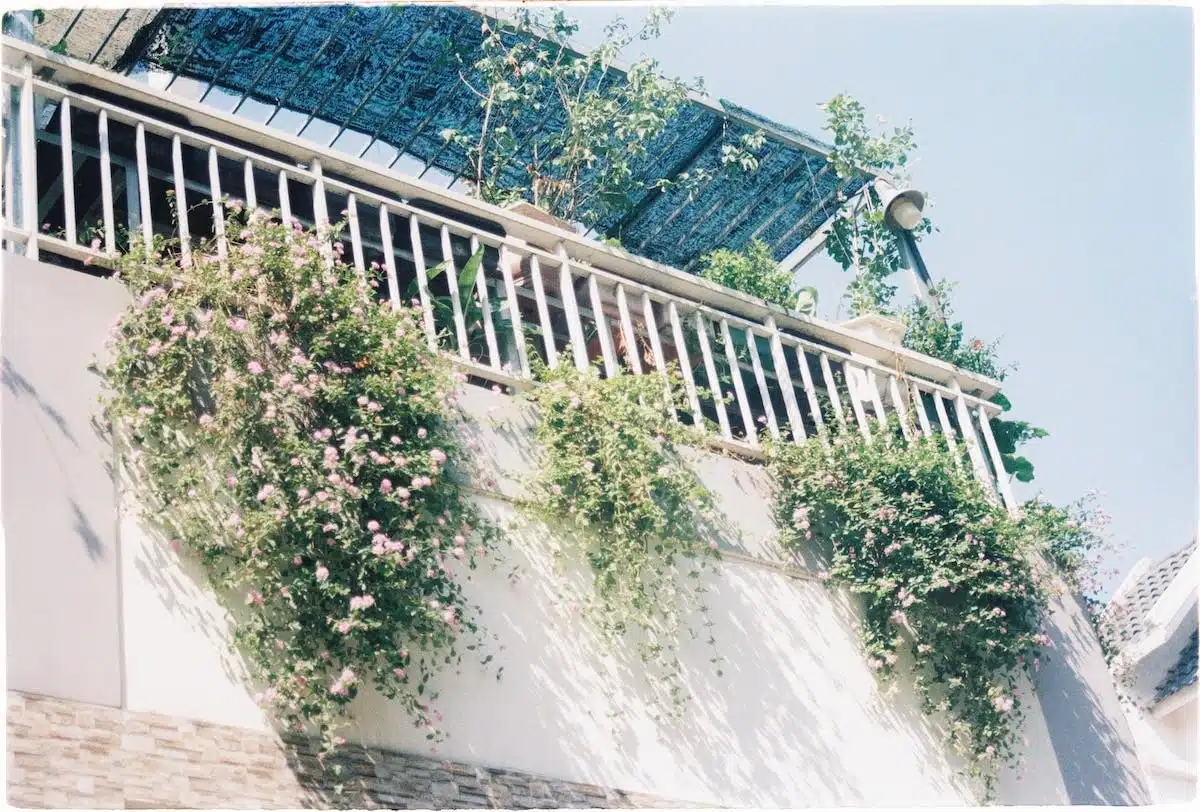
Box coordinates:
[2,36,1002,402]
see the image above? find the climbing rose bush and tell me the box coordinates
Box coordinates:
[768,424,1052,796]
[99,211,497,750]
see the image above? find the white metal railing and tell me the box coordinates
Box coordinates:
[0,41,1017,513]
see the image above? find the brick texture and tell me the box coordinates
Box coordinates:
[6,692,695,809]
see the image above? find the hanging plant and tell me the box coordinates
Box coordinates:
[767,422,1053,798]
[522,360,722,708]
[98,210,499,756]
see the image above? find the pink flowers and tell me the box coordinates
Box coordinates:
[349,595,376,611]
[380,479,393,494]
[336,620,353,635]
[367,520,381,532]
[430,449,448,464]
[256,484,275,502]
[315,565,329,582]
[992,694,1014,713]
[417,427,428,439]
[245,589,264,606]
[227,317,249,333]
[247,360,264,375]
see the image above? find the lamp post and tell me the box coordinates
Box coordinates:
[874,178,944,318]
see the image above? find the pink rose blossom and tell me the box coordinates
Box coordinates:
[315,565,329,582]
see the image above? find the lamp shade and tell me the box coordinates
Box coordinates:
[873,179,926,231]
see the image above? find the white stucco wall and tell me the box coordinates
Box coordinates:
[114,383,1077,806]
[1122,693,1198,804]
[6,255,1143,807]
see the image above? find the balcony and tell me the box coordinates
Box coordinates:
[1,37,1014,511]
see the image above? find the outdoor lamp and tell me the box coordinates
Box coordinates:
[874,179,926,231]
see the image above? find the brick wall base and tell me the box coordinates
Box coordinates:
[6,692,693,809]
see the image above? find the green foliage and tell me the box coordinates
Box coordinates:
[987,393,1048,484]
[823,94,933,317]
[523,361,722,706]
[901,283,1006,381]
[900,285,1048,483]
[445,9,764,230]
[99,212,498,751]
[698,238,817,315]
[768,424,1052,797]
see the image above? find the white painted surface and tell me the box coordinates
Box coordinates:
[0,257,1119,806]
[119,490,270,733]
[1123,693,1198,803]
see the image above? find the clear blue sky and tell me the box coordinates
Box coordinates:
[570,3,1196,592]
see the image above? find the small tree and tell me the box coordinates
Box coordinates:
[823,94,932,316]
[444,8,763,231]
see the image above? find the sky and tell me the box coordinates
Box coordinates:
[567,2,1196,593]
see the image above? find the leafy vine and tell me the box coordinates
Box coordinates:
[98,212,499,760]
[522,361,723,708]
[767,424,1053,798]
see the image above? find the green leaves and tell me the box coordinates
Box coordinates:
[698,239,817,315]
[768,422,1053,798]
[822,94,928,317]
[100,213,499,753]
[524,361,722,708]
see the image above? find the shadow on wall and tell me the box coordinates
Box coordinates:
[2,358,79,447]
[347,495,979,807]
[1036,579,1152,804]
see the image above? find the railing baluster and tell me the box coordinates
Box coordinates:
[615,283,643,375]
[133,120,152,251]
[311,158,331,265]
[497,245,530,377]
[844,362,873,443]
[2,80,13,234]
[439,224,470,360]
[642,292,674,417]
[794,344,826,440]
[952,381,996,496]
[748,328,780,440]
[866,368,889,436]
[910,382,933,438]
[695,312,731,439]
[243,157,257,211]
[346,193,365,271]
[207,145,226,262]
[528,254,557,368]
[931,392,962,470]
[278,170,292,230]
[888,374,913,441]
[170,134,191,266]
[818,352,846,431]
[555,245,588,372]
[587,273,618,377]
[471,234,501,370]
[19,60,37,259]
[765,317,805,442]
[668,301,703,426]
[60,97,77,245]
[406,214,437,349]
[977,408,1018,514]
[98,110,116,254]
[720,319,756,444]
[377,204,402,309]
